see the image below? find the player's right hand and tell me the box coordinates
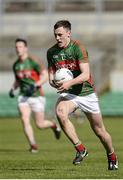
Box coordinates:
[9,89,15,98]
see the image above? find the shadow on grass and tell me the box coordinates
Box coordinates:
[0,149,26,153]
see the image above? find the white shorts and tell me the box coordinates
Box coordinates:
[59,92,100,114]
[18,95,46,112]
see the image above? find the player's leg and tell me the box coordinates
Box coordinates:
[85,112,118,170]
[33,111,60,139]
[30,96,61,139]
[18,102,38,153]
[56,97,88,164]
[56,97,79,143]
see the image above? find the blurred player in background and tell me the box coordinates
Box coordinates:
[47,20,118,170]
[9,38,61,153]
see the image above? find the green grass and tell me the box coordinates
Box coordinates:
[0,117,123,179]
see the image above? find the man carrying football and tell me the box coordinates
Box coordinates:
[47,20,118,170]
[9,38,61,153]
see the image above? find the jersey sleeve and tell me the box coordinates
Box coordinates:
[47,50,56,72]
[13,62,18,80]
[75,42,89,63]
[29,54,43,74]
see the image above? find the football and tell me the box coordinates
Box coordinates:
[54,68,73,82]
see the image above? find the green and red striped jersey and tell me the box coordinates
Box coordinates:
[47,40,95,96]
[13,55,44,97]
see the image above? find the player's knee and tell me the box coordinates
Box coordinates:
[56,106,68,123]
[36,121,44,129]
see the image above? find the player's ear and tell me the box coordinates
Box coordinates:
[67,30,71,38]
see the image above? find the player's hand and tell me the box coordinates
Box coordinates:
[51,80,63,88]
[57,81,72,93]
[9,89,15,98]
[25,84,38,96]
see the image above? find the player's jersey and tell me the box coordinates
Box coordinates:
[13,56,44,97]
[47,40,95,96]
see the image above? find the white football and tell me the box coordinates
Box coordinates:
[54,68,73,82]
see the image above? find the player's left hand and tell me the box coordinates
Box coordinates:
[57,81,71,93]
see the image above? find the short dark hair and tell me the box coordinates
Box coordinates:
[15,38,27,46]
[54,20,71,31]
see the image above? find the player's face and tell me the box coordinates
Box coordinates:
[54,27,71,48]
[15,42,28,57]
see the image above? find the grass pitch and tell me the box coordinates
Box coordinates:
[0,117,123,179]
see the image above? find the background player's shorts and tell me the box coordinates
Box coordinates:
[59,92,100,114]
[18,96,46,112]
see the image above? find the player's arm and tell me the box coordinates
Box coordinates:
[35,61,48,87]
[29,54,48,87]
[9,61,20,97]
[57,63,90,92]
[11,80,20,90]
[47,50,59,88]
[9,79,19,98]
[70,42,90,85]
[69,62,90,85]
[35,68,48,87]
[48,67,59,88]
[25,67,49,97]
